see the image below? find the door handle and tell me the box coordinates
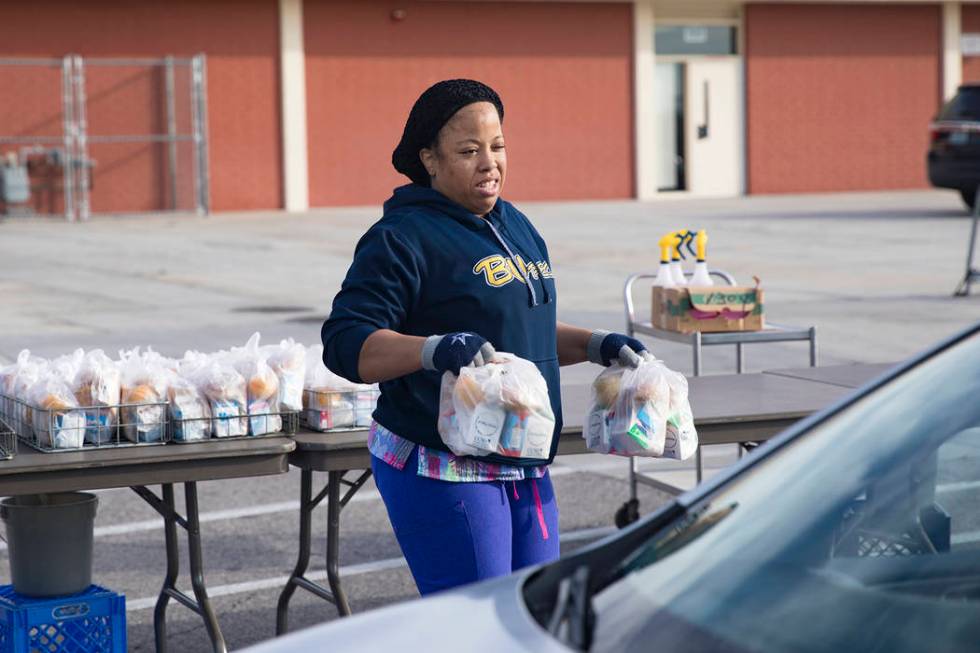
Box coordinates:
[697,80,709,139]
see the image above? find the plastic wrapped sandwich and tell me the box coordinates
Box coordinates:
[191,357,248,438]
[303,345,358,431]
[231,333,282,436]
[73,349,121,444]
[438,353,555,459]
[264,338,306,413]
[28,370,86,449]
[118,347,168,443]
[585,353,697,459]
[1,350,44,437]
[166,365,212,442]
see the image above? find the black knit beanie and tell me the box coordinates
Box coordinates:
[392,79,504,187]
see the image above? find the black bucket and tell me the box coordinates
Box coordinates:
[0,492,99,597]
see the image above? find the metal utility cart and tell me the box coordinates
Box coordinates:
[616,271,818,526]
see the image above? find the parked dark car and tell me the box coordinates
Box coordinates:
[928,84,980,210]
[246,320,980,653]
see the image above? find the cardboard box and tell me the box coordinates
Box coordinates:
[652,286,764,333]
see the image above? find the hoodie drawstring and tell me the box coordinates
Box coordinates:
[508,479,549,540]
[484,220,542,308]
[528,261,552,305]
[531,478,549,540]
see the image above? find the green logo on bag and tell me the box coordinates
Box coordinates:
[628,423,648,446]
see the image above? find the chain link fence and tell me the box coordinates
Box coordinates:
[0,54,209,221]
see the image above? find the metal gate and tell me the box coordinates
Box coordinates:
[0,54,209,221]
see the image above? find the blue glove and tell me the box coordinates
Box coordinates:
[421,332,496,375]
[587,330,648,368]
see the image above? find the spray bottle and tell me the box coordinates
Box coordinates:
[688,229,713,286]
[669,230,688,286]
[653,233,676,287]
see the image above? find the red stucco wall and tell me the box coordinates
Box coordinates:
[0,0,281,213]
[745,3,941,193]
[304,0,634,206]
[963,4,980,83]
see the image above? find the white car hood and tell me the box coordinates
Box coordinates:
[245,572,572,653]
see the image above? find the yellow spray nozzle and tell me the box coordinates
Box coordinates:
[666,230,686,260]
[696,229,708,261]
[657,234,673,263]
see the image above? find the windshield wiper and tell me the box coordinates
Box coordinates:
[546,565,595,651]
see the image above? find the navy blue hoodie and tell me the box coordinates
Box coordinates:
[321,184,561,466]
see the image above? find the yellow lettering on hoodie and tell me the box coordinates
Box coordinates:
[474,254,552,287]
[473,255,514,287]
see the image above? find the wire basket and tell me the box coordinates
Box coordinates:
[303,387,379,432]
[166,402,299,443]
[0,392,169,452]
[0,418,15,461]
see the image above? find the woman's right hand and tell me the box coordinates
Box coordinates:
[421,332,496,375]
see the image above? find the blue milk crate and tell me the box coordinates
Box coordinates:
[0,585,126,653]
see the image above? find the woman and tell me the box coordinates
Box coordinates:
[321,79,647,596]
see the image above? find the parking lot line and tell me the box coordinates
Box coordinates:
[123,525,619,611]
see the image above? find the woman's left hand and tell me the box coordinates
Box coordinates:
[587,330,648,368]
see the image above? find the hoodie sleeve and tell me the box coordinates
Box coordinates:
[321,225,422,383]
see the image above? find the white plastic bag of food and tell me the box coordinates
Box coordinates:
[74,349,121,444]
[28,371,86,449]
[1,350,43,436]
[231,333,282,436]
[192,357,248,438]
[49,348,84,388]
[0,360,15,426]
[585,356,670,457]
[118,347,168,443]
[653,360,698,460]
[438,353,555,459]
[265,338,306,412]
[352,383,379,427]
[166,370,212,442]
[303,345,358,431]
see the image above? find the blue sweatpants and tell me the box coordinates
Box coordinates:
[371,447,560,596]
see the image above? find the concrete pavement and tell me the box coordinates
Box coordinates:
[1,188,977,376]
[1,188,978,651]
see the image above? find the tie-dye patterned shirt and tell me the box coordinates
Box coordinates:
[368,421,547,482]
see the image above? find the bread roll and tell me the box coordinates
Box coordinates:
[40,394,74,412]
[124,384,160,404]
[74,384,94,408]
[594,375,621,409]
[453,375,484,410]
[633,381,663,405]
[248,371,278,402]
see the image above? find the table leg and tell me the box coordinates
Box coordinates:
[184,482,226,653]
[326,471,351,617]
[276,469,314,635]
[154,484,178,653]
[276,469,372,635]
[132,484,228,653]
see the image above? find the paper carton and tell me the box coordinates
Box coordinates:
[652,286,764,333]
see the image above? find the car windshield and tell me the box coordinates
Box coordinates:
[588,329,980,653]
[939,87,980,121]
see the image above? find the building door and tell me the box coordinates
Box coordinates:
[655,62,685,191]
[684,58,743,196]
[654,23,744,196]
